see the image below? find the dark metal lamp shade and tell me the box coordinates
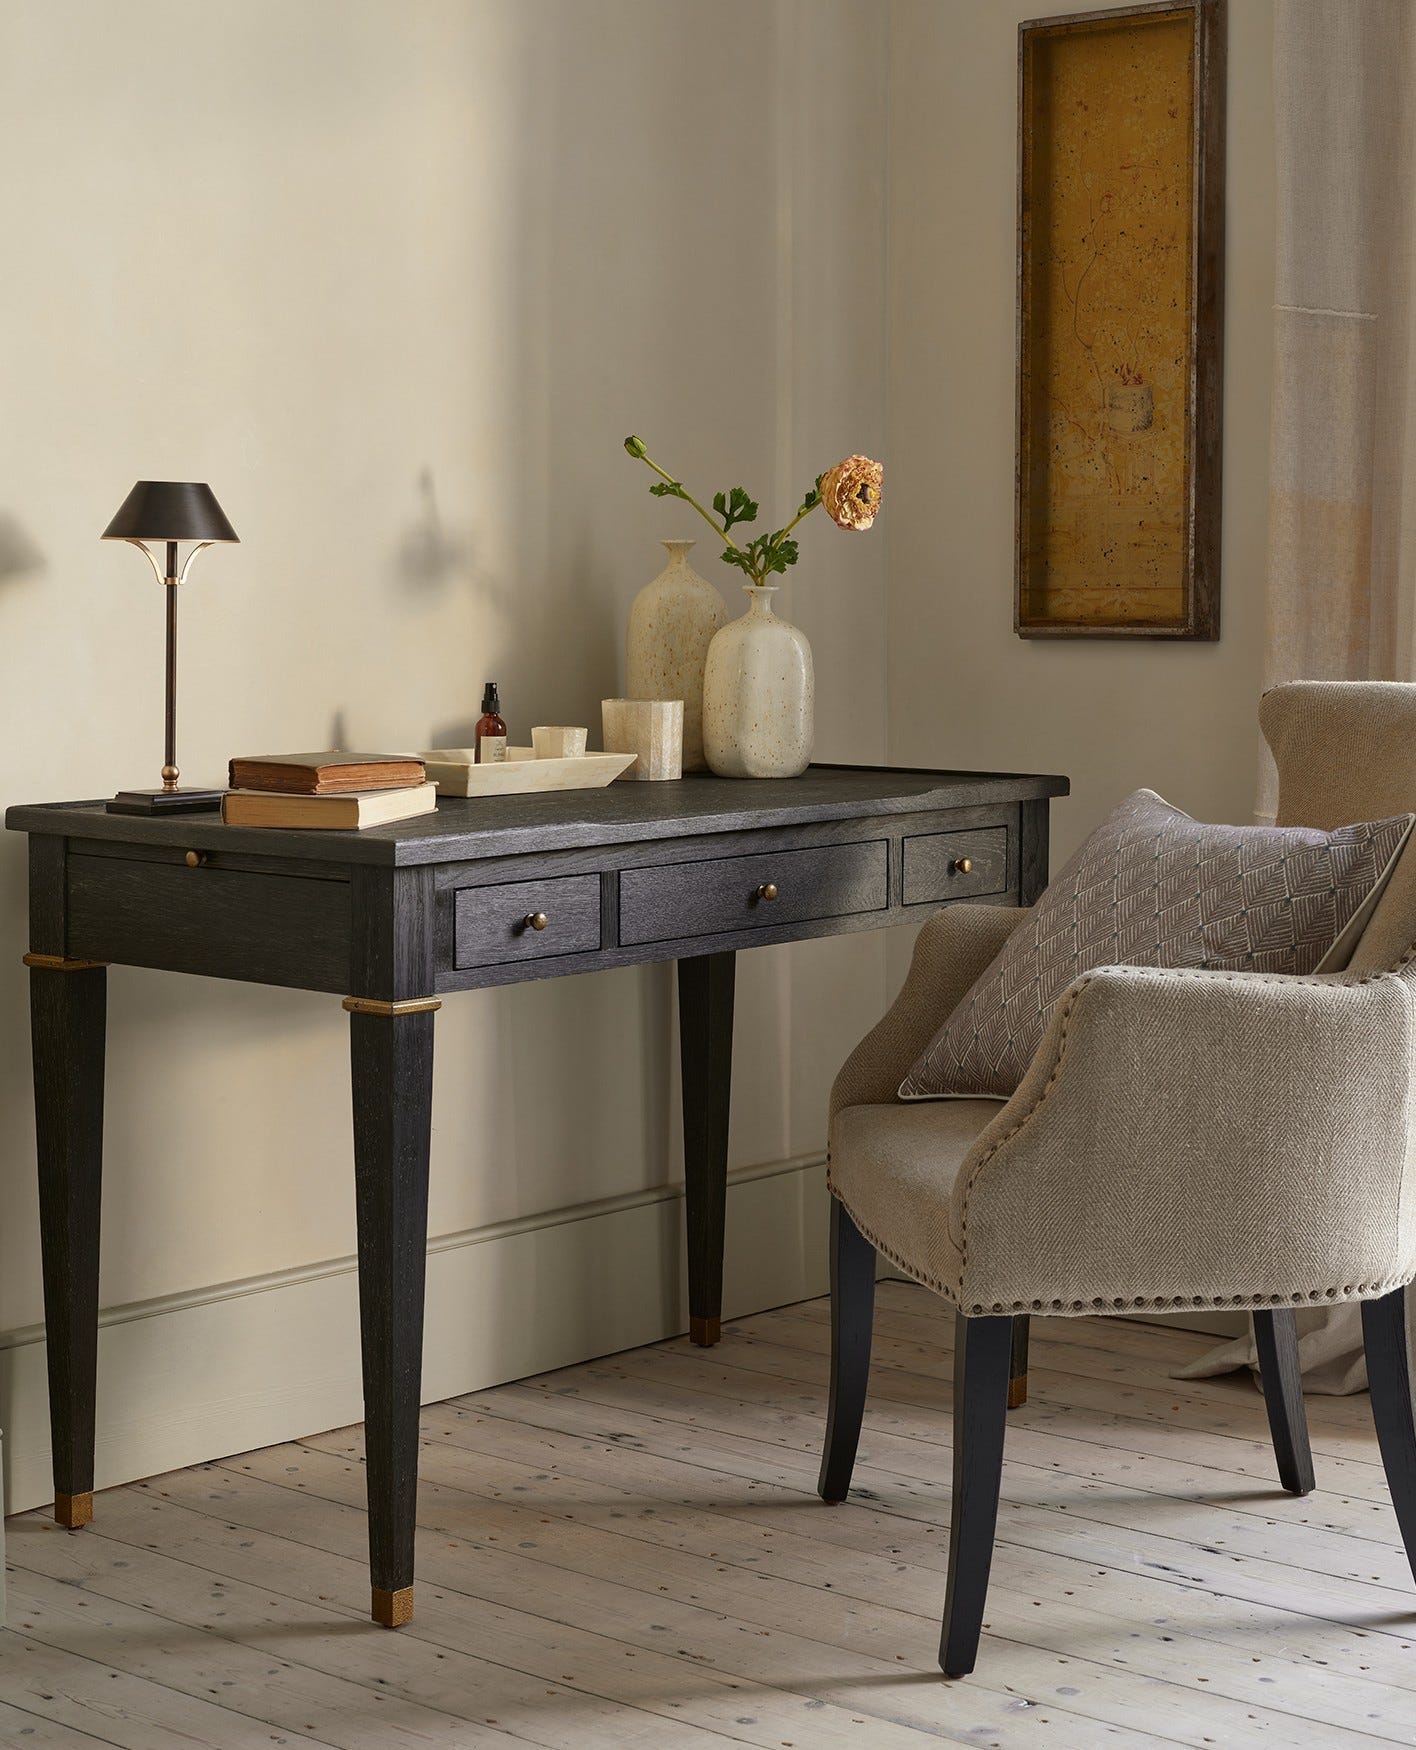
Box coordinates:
[102,481,239,544]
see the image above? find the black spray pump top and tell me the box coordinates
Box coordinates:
[481,681,501,715]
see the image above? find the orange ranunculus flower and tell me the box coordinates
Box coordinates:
[820,454,883,531]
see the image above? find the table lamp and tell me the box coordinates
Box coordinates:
[102,480,239,815]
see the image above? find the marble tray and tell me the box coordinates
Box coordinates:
[419,748,636,797]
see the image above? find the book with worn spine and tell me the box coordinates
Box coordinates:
[227,752,425,795]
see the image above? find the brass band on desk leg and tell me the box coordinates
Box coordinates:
[372,1585,414,1628]
[1007,1375,1028,1410]
[689,1316,721,1347]
[55,1491,93,1529]
[23,954,109,972]
[342,995,442,1018]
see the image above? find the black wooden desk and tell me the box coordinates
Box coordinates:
[8,764,1066,1626]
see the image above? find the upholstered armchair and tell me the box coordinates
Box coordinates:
[819,682,1416,1677]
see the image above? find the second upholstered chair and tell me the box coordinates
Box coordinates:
[819,681,1416,1676]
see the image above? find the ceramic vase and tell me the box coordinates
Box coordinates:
[702,585,814,779]
[626,539,728,772]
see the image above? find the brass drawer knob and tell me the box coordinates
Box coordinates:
[184,850,208,868]
[526,911,549,931]
[953,857,973,875]
[757,882,778,902]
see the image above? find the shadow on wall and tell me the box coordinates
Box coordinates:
[0,515,45,585]
[0,513,46,1331]
[395,467,476,597]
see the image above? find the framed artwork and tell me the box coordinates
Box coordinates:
[1015,0,1225,639]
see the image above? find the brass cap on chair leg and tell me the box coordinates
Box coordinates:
[372,1585,414,1627]
[688,1316,721,1347]
[55,1491,93,1528]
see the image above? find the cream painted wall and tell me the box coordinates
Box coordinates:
[0,0,888,1502]
[885,0,1276,870]
[0,0,1276,1503]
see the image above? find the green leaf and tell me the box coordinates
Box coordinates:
[757,535,799,577]
[649,480,686,498]
[716,485,759,533]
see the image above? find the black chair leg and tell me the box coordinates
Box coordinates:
[1253,1308,1315,1495]
[817,1198,877,1503]
[939,1311,1012,1678]
[1362,1285,1416,1584]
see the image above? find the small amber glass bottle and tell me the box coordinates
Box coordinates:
[475,681,508,763]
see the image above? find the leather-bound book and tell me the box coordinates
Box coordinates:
[227,752,426,794]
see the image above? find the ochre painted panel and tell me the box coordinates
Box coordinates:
[1018,3,1223,638]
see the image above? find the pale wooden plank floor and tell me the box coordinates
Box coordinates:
[4,1281,1416,1748]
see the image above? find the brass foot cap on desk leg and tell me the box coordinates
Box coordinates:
[372,1586,414,1628]
[689,1316,721,1347]
[55,1491,93,1529]
[1007,1375,1028,1410]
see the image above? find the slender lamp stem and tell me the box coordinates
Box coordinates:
[163,540,179,790]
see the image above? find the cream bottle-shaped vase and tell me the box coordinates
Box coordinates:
[702,585,814,779]
[626,539,727,773]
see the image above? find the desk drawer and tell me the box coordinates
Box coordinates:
[903,827,1008,904]
[65,852,351,992]
[454,873,601,968]
[620,840,888,947]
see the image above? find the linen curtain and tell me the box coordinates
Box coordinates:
[1185,0,1416,1394]
[1262,0,1416,765]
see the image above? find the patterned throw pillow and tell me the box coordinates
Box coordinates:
[899,789,1414,1102]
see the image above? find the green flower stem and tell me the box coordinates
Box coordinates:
[634,450,744,554]
[776,498,822,543]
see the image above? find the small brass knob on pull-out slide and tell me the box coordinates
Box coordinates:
[953,857,973,875]
[757,882,779,902]
[526,911,549,931]
[184,850,207,868]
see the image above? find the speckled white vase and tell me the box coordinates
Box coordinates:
[702,585,814,779]
[626,539,728,773]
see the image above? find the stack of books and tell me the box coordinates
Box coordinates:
[222,753,438,829]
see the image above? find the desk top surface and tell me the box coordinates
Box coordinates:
[7,765,1069,867]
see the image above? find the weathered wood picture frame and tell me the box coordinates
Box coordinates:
[1016,0,1225,639]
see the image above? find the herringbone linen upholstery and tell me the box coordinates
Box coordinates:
[900,790,1410,1101]
[827,682,1416,1316]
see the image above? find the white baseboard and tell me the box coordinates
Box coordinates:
[0,1154,830,1516]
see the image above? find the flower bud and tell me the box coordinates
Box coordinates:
[624,435,648,458]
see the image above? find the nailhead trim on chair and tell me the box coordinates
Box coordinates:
[825,1175,1412,1314]
[828,950,1416,1317]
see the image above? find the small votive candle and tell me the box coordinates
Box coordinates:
[531,726,589,759]
[601,699,683,781]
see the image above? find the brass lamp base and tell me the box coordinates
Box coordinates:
[107,787,225,816]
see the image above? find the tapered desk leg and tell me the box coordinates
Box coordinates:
[1008,1314,1030,1409]
[30,963,107,1530]
[678,952,735,1347]
[350,1005,435,1627]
